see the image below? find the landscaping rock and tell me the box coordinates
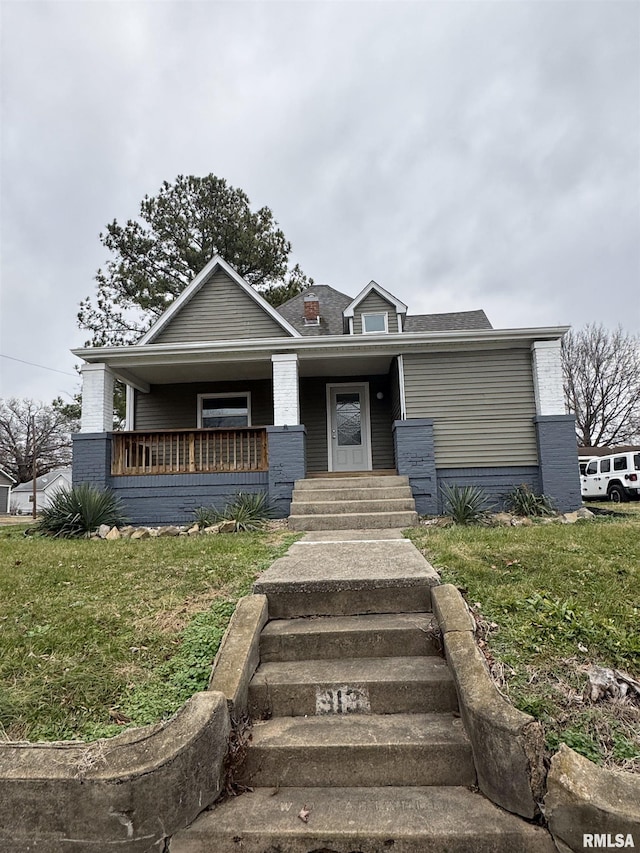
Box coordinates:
[119,525,135,538]
[157,526,181,537]
[105,526,121,540]
[131,528,151,540]
[576,507,595,520]
[218,520,236,534]
[187,524,200,536]
[97,524,111,539]
[561,511,579,524]
[491,513,513,527]
[204,525,221,534]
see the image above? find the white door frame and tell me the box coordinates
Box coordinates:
[326,382,373,473]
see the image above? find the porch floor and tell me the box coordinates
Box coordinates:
[306,469,398,479]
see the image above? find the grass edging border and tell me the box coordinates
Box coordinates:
[545,744,640,852]
[0,691,231,852]
[431,583,546,819]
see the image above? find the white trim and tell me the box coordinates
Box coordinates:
[343,280,408,319]
[125,385,135,430]
[74,326,570,364]
[362,311,389,335]
[196,391,252,428]
[326,382,373,473]
[348,316,354,335]
[397,355,407,420]
[138,255,301,344]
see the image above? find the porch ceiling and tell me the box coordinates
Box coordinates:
[85,352,395,388]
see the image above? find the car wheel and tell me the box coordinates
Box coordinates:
[608,484,626,503]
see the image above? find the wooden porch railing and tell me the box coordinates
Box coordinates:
[111,428,269,476]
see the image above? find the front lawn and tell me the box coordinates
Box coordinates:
[0,527,296,742]
[408,503,640,770]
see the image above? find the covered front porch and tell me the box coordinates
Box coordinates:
[73,342,416,524]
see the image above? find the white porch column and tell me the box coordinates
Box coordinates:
[80,363,114,433]
[531,340,565,415]
[271,353,300,425]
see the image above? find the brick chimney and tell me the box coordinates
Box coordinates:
[303,293,320,324]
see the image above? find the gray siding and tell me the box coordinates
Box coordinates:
[300,375,394,472]
[403,349,538,467]
[134,381,273,430]
[153,270,290,343]
[353,292,399,335]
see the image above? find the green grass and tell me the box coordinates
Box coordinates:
[0,526,296,742]
[408,503,640,770]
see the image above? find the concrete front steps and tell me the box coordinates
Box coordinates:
[171,545,554,852]
[288,474,418,530]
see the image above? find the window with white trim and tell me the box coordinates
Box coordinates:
[198,393,251,428]
[362,312,388,334]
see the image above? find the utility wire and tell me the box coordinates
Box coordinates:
[0,353,78,378]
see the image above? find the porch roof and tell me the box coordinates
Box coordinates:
[72,326,569,390]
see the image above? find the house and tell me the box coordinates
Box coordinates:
[0,468,16,514]
[71,255,581,524]
[12,467,72,516]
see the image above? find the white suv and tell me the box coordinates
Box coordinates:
[581,451,640,502]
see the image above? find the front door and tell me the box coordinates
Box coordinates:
[327,384,372,472]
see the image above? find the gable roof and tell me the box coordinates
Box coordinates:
[139,255,301,344]
[277,285,352,336]
[13,467,72,493]
[343,280,408,319]
[0,468,16,486]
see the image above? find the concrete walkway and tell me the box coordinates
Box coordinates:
[171,527,555,852]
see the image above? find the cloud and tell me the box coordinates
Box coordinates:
[1,0,638,401]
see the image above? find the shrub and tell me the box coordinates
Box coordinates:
[193,506,217,528]
[194,491,274,532]
[36,484,126,538]
[440,483,491,524]
[505,484,555,517]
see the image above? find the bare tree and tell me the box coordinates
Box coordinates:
[562,324,640,447]
[0,399,79,484]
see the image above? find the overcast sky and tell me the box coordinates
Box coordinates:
[1,0,638,404]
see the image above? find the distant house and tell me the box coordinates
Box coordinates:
[12,467,72,515]
[0,468,16,514]
[71,255,581,525]
[578,445,640,458]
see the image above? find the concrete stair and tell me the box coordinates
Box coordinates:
[288,475,418,530]
[172,786,555,852]
[170,537,554,852]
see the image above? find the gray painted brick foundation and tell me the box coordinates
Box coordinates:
[534,414,582,511]
[267,425,307,517]
[72,433,112,488]
[393,419,437,515]
[72,433,269,525]
[437,467,541,513]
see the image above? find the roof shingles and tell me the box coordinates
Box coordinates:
[277,286,492,335]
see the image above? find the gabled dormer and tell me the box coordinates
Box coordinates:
[343,280,408,335]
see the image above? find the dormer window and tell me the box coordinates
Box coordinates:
[362,312,388,334]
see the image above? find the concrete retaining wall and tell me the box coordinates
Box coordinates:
[545,744,640,852]
[431,584,546,819]
[209,594,269,719]
[0,692,231,852]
